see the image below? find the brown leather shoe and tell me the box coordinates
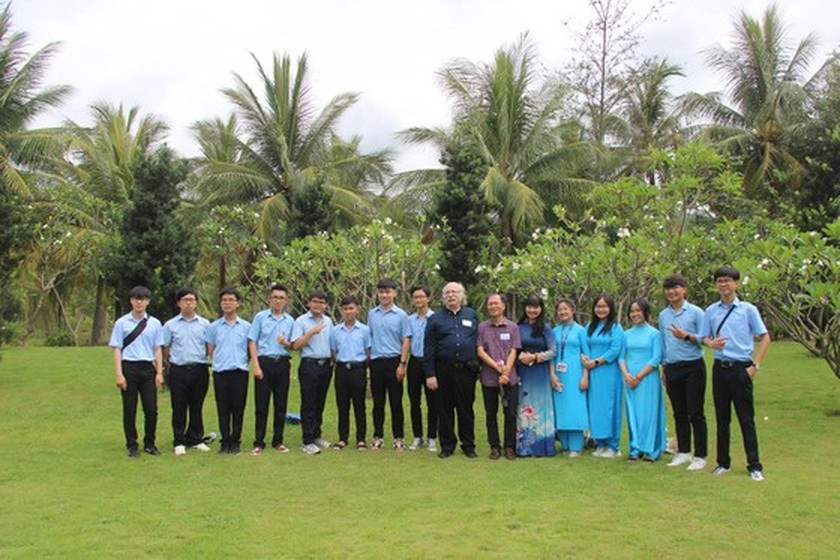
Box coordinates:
[504,447,516,460]
[489,446,501,460]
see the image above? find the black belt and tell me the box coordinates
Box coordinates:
[301,357,330,366]
[371,356,400,363]
[260,355,291,362]
[122,360,154,365]
[336,361,365,370]
[171,362,206,368]
[715,359,752,368]
[665,358,704,367]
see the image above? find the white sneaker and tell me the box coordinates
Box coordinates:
[749,470,765,481]
[713,465,731,476]
[191,442,211,452]
[568,451,581,458]
[301,443,321,455]
[314,438,331,449]
[174,445,187,456]
[687,457,707,471]
[408,437,424,450]
[667,452,692,467]
[426,438,437,452]
[592,447,607,457]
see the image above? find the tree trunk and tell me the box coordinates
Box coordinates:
[90,275,106,345]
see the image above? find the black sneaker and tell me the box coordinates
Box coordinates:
[229,444,241,455]
[143,445,161,456]
[127,447,140,458]
[218,443,230,454]
[438,450,453,459]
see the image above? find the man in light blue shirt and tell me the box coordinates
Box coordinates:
[247,284,295,455]
[205,287,251,455]
[701,266,771,481]
[162,288,211,456]
[291,290,334,454]
[330,295,371,449]
[367,278,411,450]
[109,285,164,458]
[406,285,437,451]
[658,274,708,471]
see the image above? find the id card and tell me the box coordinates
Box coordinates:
[556,362,568,373]
[461,320,473,327]
[500,332,511,341]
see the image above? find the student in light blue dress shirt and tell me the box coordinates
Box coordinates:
[109,285,164,457]
[162,288,211,456]
[205,287,251,455]
[406,286,437,451]
[658,274,708,471]
[330,295,371,449]
[701,266,771,481]
[291,290,334,455]
[247,284,295,455]
[367,278,411,450]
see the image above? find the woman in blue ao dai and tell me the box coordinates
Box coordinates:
[582,294,625,458]
[515,294,557,457]
[551,298,591,457]
[620,298,667,461]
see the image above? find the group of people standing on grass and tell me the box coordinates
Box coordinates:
[109,265,771,481]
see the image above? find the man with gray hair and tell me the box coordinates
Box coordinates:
[423,282,480,459]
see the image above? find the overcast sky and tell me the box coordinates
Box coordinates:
[14,0,840,171]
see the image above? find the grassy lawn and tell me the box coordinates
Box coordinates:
[1,342,838,558]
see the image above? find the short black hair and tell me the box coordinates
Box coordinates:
[662,274,687,289]
[129,285,152,300]
[339,295,360,307]
[629,297,651,323]
[219,287,242,301]
[270,283,289,295]
[713,266,740,281]
[410,285,431,297]
[308,289,328,302]
[176,288,198,301]
[377,278,398,290]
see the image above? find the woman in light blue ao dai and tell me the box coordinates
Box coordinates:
[551,298,590,457]
[582,293,624,458]
[620,298,667,461]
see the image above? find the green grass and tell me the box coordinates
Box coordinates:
[1,342,838,558]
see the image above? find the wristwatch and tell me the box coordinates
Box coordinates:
[683,334,691,342]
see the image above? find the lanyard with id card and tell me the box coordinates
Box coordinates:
[556,324,571,374]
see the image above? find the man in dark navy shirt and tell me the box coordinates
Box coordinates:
[423,282,480,458]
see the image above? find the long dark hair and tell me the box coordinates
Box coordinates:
[588,293,617,336]
[518,293,547,337]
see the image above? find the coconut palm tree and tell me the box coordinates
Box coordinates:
[0,4,71,196]
[402,33,592,248]
[683,2,832,199]
[65,102,167,342]
[194,52,391,245]
[616,57,686,183]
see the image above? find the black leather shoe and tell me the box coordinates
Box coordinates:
[438,450,453,459]
[218,443,230,454]
[229,444,241,455]
[143,446,161,456]
[127,447,140,458]
[464,449,478,458]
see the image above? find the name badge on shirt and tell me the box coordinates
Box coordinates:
[499,332,511,341]
[461,320,473,327]
[556,362,568,373]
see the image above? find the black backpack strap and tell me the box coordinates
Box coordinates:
[715,306,736,337]
[122,317,149,349]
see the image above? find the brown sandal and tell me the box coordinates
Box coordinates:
[332,441,347,450]
[356,441,367,450]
